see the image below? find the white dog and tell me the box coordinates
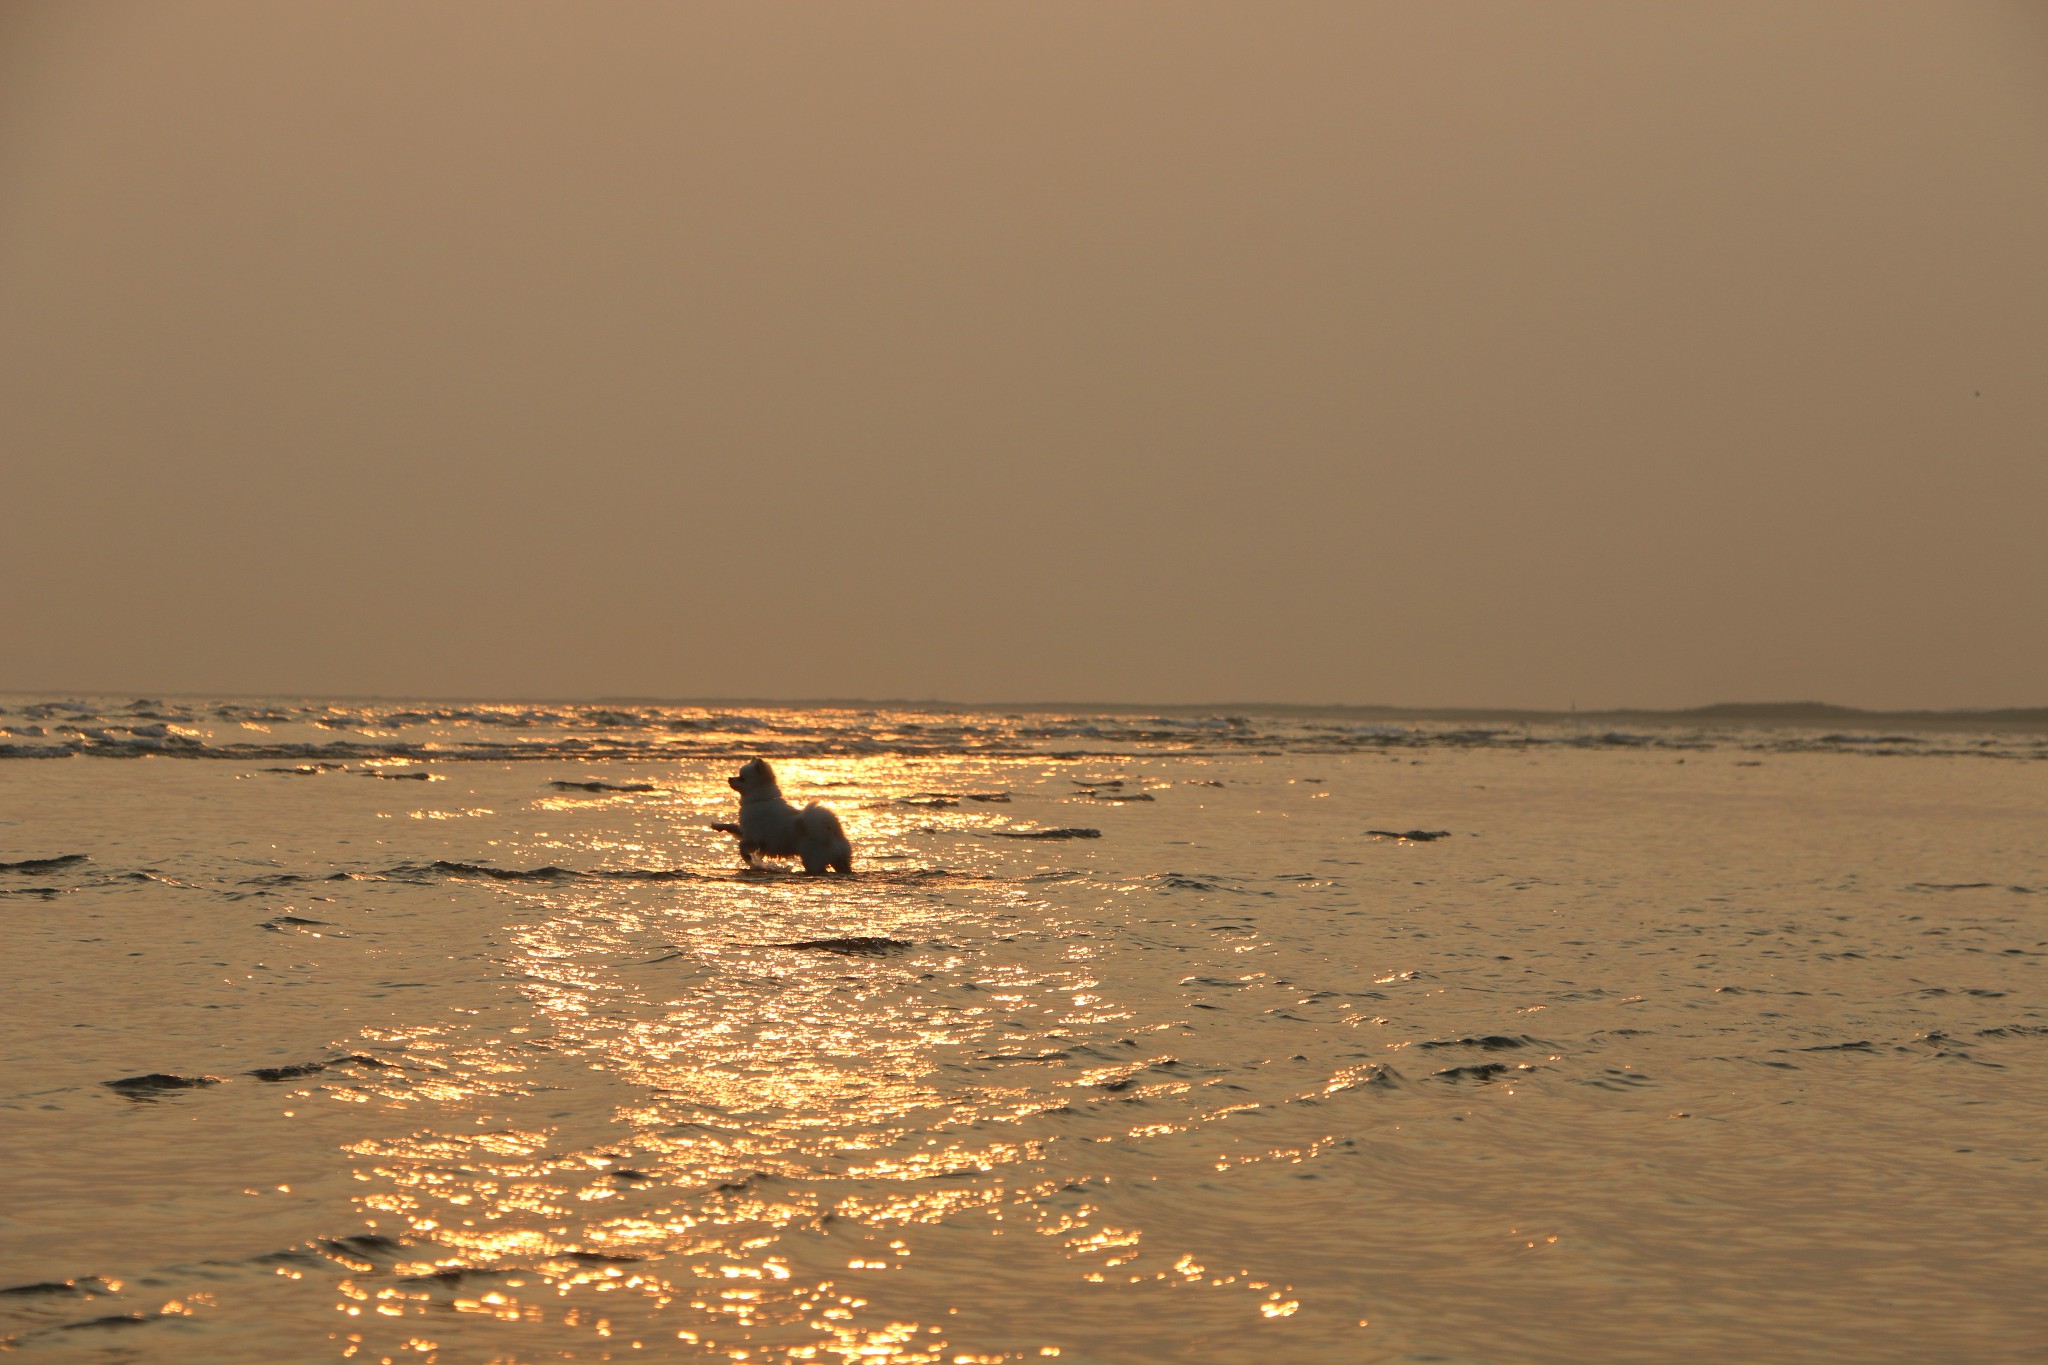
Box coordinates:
[711,758,853,874]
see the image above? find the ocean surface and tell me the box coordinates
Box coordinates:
[2,697,2044,1363]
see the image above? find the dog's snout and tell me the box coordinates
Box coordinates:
[728,776,742,791]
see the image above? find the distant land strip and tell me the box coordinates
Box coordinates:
[594,699,2048,732]
[5,692,2043,731]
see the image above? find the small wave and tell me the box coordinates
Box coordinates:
[1415,1034,1545,1051]
[0,1278,116,1300]
[102,1073,223,1099]
[1155,873,1269,894]
[983,827,1102,840]
[245,1055,392,1081]
[772,937,915,957]
[0,854,88,874]
[372,861,708,883]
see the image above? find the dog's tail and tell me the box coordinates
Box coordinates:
[797,805,845,839]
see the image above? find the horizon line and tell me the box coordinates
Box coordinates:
[4,689,2045,726]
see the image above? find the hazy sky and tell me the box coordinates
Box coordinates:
[4,2,2043,708]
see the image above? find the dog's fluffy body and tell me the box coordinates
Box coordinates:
[716,758,853,874]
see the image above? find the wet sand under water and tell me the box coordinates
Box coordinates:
[1,706,2045,1362]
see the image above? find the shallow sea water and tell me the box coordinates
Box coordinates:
[1,699,2044,1363]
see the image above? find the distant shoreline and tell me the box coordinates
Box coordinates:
[593,698,2048,732]
[5,692,2045,732]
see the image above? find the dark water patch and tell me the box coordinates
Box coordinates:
[562,1251,644,1264]
[1415,1034,1545,1051]
[1334,1064,1404,1093]
[1091,1058,1187,1091]
[773,937,915,957]
[0,854,88,874]
[1907,881,2002,892]
[1433,1062,1510,1082]
[396,1265,554,1291]
[382,860,584,882]
[376,860,697,883]
[984,827,1102,840]
[364,769,438,781]
[1581,1068,1654,1090]
[103,1073,223,1099]
[0,885,66,900]
[246,1249,327,1270]
[1976,1025,2048,1039]
[0,1278,115,1299]
[1365,829,1451,842]
[1799,1040,1876,1052]
[112,870,212,892]
[59,1313,157,1331]
[241,871,360,886]
[244,1053,395,1081]
[318,1234,408,1268]
[548,779,656,792]
[899,796,958,808]
[261,764,342,775]
[1568,730,1655,748]
[1085,791,1155,802]
[859,868,1010,886]
[259,914,334,932]
[1908,1031,1990,1063]
[702,865,998,888]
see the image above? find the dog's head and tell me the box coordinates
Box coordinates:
[729,757,778,796]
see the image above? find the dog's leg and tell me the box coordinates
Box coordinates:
[829,854,852,874]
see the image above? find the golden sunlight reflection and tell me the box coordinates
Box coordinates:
[314,747,1325,1359]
